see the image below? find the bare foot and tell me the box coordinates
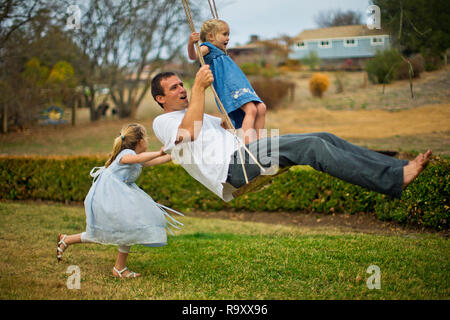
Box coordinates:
[403,150,432,189]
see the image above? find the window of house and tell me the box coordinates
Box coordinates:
[296,41,306,49]
[371,37,385,46]
[344,38,358,47]
[318,40,332,48]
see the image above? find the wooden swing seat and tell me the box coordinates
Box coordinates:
[231,166,291,198]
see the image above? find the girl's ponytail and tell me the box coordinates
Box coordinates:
[105,123,147,168]
[105,136,123,168]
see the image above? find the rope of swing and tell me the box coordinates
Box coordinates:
[181,0,266,184]
[207,0,219,19]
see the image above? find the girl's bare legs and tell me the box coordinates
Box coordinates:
[255,103,267,140]
[240,102,258,144]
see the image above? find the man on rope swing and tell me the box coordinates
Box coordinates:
[151,65,432,202]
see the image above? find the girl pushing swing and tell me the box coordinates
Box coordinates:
[56,123,183,278]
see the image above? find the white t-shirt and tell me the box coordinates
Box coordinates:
[152,110,239,201]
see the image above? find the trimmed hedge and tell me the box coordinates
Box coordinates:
[0,156,448,230]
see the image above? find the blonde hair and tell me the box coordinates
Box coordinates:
[105,123,147,168]
[200,19,228,43]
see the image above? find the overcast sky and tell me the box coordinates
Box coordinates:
[204,0,372,46]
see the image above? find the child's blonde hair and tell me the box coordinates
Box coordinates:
[200,19,228,43]
[105,123,147,168]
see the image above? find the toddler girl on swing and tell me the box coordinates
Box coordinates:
[188,19,267,144]
[56,123,183,279]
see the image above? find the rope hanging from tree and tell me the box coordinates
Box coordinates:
[207,0,219,19]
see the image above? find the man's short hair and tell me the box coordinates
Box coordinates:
[151,72,177,109]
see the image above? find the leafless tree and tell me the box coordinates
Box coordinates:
[0,0,39,48]
[69,0,202,120]
[315,9,363,28]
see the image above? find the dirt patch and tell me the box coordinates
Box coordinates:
[267,103,450,140]
[266,104,450,156]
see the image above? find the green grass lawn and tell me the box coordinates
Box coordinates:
[0,201,448,300]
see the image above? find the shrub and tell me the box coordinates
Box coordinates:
[302,51,321,71]
[250,77,292,110]
[0,156,448,230]
[260,65,280,78]
[239,63,262,76]
[421,49,443,71]
[366,48,403,84]
[334,72,345,93]
[240,62,280,78]
[279,59,302,72]
[374,159,449,230]
[396,54,425,80]
[285,59,301,68]
[309,73,330,98]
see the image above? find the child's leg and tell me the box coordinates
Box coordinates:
[255,103,267,139]
[112,246,141,278]
[57,233,82,251]
[63,233,83,245]
[57,233,84,261]
[240,102,258,144]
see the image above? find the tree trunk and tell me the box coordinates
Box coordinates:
[86,89,99,122]
[129,98,137,119]
[71,98,76,126]
[2,104,7,134]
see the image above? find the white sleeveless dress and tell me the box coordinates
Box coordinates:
[83,149,183,247]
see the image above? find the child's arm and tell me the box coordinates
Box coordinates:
[142,154,172,167]
[120,149,164,165]
[188,32,210,61]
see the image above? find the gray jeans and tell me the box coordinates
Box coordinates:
[226,132,408,198]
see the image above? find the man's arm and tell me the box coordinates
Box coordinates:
[176,65,214,143]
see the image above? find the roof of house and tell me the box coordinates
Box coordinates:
[293,25,388,41]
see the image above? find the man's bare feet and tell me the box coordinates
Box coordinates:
[403,150,432,189]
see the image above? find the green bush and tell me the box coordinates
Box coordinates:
[0,156,448,230]
[239,62,280,78]
[366,48,403,84]
[301,51,321,71]
[374,160,449,230]
[239,63,262,76]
